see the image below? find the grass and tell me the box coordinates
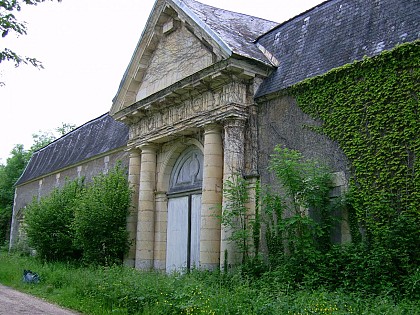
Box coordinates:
[0,251,419,314]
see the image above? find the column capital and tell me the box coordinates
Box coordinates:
[138,142,159,153]
[223,117,246,129]
[203,123,222,135]
[127,147,141,158]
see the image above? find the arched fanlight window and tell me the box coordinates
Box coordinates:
[169,146,203,194]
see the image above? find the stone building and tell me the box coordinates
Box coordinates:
[9,0,419,271]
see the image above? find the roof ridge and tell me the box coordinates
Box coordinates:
[180,0,278,25]
[31,112,110,156]
[177,0,279,64]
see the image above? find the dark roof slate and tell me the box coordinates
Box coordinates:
[255,0,420,98]
[181,0,279,65]
[16,113,129,185]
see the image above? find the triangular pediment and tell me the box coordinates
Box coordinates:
[110,0,232,117]
[135,19,215,101]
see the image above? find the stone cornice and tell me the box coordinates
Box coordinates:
[113,58,272,123]
[127,102,248,150]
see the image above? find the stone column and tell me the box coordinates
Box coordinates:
[135,143,157,270]
[124,149,140,267]
[154,191,168,270]
[220,118,246,268]
[200,124,223,270]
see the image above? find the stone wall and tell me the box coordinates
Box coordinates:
[258,95,349,186]
[257,95,351,243]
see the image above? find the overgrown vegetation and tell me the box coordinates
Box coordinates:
[1,32,418,315]
[220,41,419,300]
[262,147,339,284]
[0,123,75,246]
[24,179,84,261]
[1,252,418,315]
[73,166,131,266]
[221,145,418,300]
[288,41,419,298]
[291,41,419,243]
[23,164,131,265]
[220,174,253,265]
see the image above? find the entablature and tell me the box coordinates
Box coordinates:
[114,58,271,124]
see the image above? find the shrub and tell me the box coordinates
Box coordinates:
[220,173,253,265]
[263,147,337,273]
[73,164,131,265]
[24,179,84,262]
[25,164,131,266]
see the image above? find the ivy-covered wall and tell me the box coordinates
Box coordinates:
[290,41,419,237]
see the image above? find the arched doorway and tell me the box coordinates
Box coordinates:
[166,146,203,272]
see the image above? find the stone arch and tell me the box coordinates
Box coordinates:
[156,138,203,192]
[169,146,204,194]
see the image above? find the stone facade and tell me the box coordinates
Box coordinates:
[10,0,418,271]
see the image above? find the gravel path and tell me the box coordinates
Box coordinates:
[0,284,80,315]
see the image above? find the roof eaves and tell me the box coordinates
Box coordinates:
[112,0,164,105]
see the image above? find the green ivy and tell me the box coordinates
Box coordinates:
[290,41,419,241]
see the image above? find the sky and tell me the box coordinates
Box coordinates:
[0,0,324,165]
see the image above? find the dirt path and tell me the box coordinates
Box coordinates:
[0,284,80,315]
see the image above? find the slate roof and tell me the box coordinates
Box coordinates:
[16,113,129,185]
[255,0,420,98]
[179,0,279,65]
[17,0,418,185]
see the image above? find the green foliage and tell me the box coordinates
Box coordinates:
[24,179,84,261]
[1,253,419,315]
[24,164,131,265]
[0,144,30,244]
[265,148,334,254]
[73,165,131,266]
[0,125,76,245]
[0,205,12,245]
[262,147,339,287]
[220,173,254,264]
[0,145,30,205]
[284,41,419,297]
[0,0,62,74]
[291,41,419,241]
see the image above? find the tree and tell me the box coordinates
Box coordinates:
[0,144,29,244]
[0,0,62,72]
[0,123,75,245]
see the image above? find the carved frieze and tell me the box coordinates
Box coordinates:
[128,82,250,147]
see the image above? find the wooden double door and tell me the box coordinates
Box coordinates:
[166,194,201,272]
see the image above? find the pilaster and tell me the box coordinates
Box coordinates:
[221,118,246,268]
